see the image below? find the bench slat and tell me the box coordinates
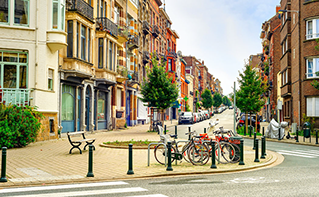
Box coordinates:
[67,131,85,136]
[72,138,95,143]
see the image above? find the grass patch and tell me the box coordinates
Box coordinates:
[103,139,157,146]
[237,126,262,136]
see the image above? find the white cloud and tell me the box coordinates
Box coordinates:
[164,0,279,95]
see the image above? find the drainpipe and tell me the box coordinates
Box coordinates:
[298,1,301,128]
[34,0,39,105]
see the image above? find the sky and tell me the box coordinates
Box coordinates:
[164,0,280,96]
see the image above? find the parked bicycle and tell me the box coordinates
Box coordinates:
[154,127,210,166]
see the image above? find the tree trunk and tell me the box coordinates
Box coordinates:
[245,112,248,134]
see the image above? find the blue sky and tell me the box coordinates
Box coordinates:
[164,0,280,95]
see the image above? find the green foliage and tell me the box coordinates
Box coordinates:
[236,64,267,114]
[196,102,201,111]
[237,125,262,136]
[124,123,127,128]
[312,40,319,89]
[212,93,222,108]
[222,96,232,107]
[0,104,43,148]
[185,101,191,112]
[201,89,213,109]
[140,52,179,110]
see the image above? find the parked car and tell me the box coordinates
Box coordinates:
[203,110,210,119]
[229,106,234,109]
[236,114,261,132]
[201,111,206,120]
[178,112,194,124]
[193,113,199,123]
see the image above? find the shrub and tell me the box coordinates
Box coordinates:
[0,104,43,148]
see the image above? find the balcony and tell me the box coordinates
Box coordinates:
[66,0,94,22]
[142,21,150,35]
[96,17,118,37]
[143,51,150,64]
[190,91,193,96]
[128,35,139,50]
[46,30,67,53]
[117,26,129,44]
[281,83,291,97]
[116,66,128,83]
[152,25,160,38]
[0,88,30,107]
[127,71,139,86]
[168,51,177,58]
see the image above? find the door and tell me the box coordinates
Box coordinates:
[126,91,131,126]
[97,91,107,129]
[61,85,75,133]
[85,86,91,131]
[77,88,81,131]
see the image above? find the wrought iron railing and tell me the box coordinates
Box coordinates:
[142,21,150,34]
[96,17,118,37]
[0,88,30,107]
[152,25,160,37]
[132,71,139,82]
[168,51,177,58]
[66,0,94,21]
[143,51,150,63]
[128,35,139,50]
[118,25,129,39]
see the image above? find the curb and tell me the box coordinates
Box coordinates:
[0,149,282,189]
[241,135,319,147]
[99,143,156,149]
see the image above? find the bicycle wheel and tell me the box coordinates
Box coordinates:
[229,143,240,163]
[188,143,210,166]
[219,142,236,164]
[181,144,191,163]
[154,144,176,165]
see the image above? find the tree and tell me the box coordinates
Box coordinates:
[236,64,267,133]
[201,89,213,110]
[212,93,222,108]
[185,101,191,112]
[222,96,232,107]
[140,53,179,128]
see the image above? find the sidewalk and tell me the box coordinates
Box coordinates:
[0,120,281,188]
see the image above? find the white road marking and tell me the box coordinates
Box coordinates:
[126,194,168,197]
[277,151,316,158]
[7,187,147,197]
[277,149,319,156]
[0,181,128,193]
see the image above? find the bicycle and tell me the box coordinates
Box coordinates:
[154,127,210,166]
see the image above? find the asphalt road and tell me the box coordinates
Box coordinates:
[3,110,319,196]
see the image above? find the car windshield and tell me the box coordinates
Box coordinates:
[182,112,192,117]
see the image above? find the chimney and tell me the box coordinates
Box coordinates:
[202,60,204,65]
[276,6,281,14]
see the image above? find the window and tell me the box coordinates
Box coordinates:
[98,38,103,68]
[97,92,106,120]
[117,89,121,110]
[114,6,119,24]
[61,85,75,121]
[88,28,90,62]
[306,19,319,39]
[81,25,86,60]
[48,69,53,90]
[0,0,9,24]
[1,51,28,89]
[113,43,116,71]
[67,21,73,57]
[109,41,113,70]
[52,0,65,31]
[307,97,319,117]
[14,0,29,26]
[306,58,319,78]
[168,59,172,71]
[282,38,288,55]
[77,22,79,58]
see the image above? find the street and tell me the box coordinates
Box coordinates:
[3,109,319,196]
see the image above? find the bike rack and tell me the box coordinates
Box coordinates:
[175,140,189,165]
[148,142,167,167]
[201,140,221,164]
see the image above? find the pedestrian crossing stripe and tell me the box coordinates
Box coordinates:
[277,150,319,158]
[0,181,128,194]
[126,195,168,197]
[6,187,148,197]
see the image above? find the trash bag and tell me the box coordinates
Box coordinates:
[265,119,285,139]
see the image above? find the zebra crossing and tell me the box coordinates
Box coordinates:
[0,181,168,197]
[277,149,319,158]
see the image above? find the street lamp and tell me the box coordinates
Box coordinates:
[278,9,299,14]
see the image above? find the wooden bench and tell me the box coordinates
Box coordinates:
[67,131,96,154]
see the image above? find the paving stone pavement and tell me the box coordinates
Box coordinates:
[0,120,280,188]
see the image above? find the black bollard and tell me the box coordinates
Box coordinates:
[0,147,7,182]
[210,140,217,169]
[261,136,266,159]
[253,132,256,150]
[316,130,318,145]
[188,127,191,140]
[164,125,167,135]
[249,126,252,137]
[204,127,206,134]
[296,128,299,143]
[175,125,178,139]
[262,127,265,136]
[278,128,281,140]
[254,139,260,162]
[127,144,134,174]
[239,139,245,165]
[166,142,173,171]
[86,145,94,177]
